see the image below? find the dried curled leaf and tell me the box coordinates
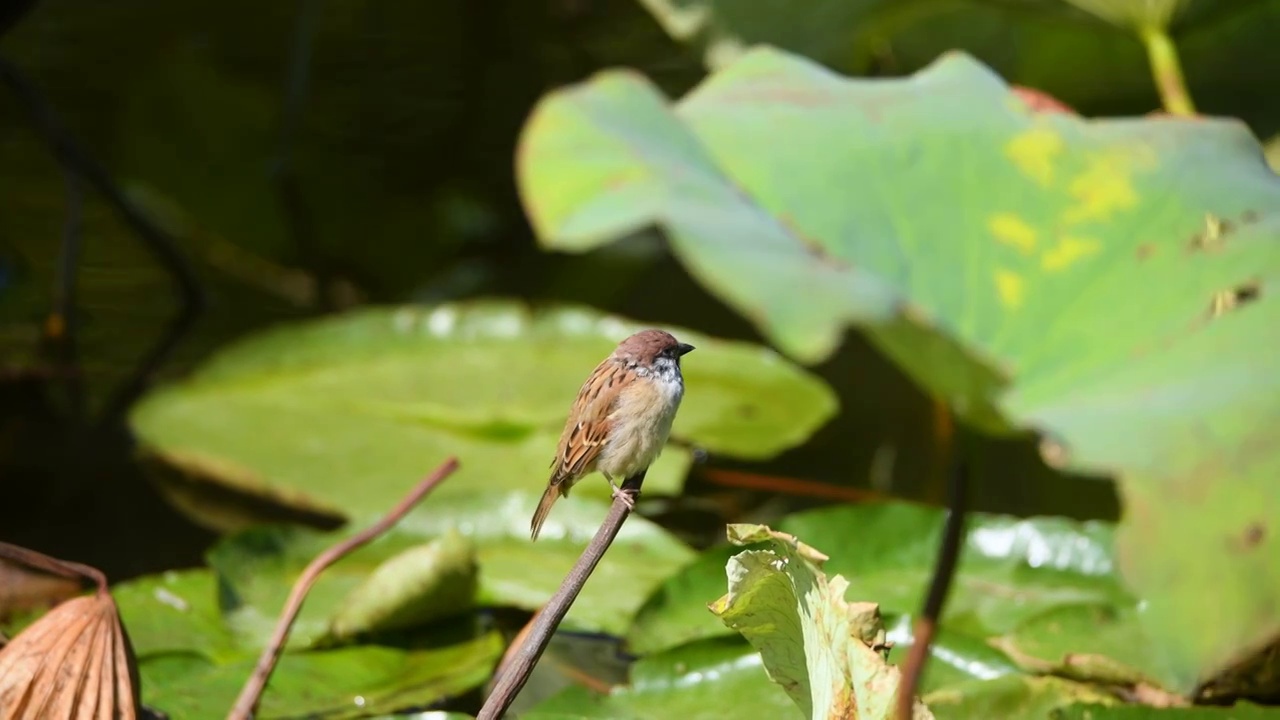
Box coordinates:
[710,524,934,720]
[0,588,140,720]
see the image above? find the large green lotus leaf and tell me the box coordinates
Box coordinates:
[524,637,799,720]
[364,715,475,720]
[517,47,1280,692]
[525,639,1113,720]
[365,715,475,720]
[632,0,1278,120]
[1052,703,1280,719]
[327,528,479,642]
[109,568,501,719]
[111,569,243,663]
[208,524,479,650]
[129,300,836,526]
[138,630,503,720]
[923,675,1116,720]
[211,490,695,641]
[420,496,697,636]
[628,503,1130,657]
[879,615,1022,695]
[626,543,739,653]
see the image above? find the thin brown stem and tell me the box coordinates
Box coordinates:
[701,467,887,503]
[896,459,968,720]
[0,541,106,592]
[226,456,460,720]
[479,472,645,720]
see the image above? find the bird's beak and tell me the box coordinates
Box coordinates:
[676,343,695,357]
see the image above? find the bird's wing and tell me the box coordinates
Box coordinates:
[549,359,632,486]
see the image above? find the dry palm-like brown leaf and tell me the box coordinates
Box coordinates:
[0,543,139,720]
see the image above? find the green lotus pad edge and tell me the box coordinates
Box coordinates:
[129,299,837,527]
[515,45,1280,694]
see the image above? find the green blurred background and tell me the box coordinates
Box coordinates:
[6,0,1278,583]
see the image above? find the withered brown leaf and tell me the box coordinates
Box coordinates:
[0,544,140,720]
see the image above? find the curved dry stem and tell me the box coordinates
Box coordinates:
[0,541,105,593]
[226,456,460,720]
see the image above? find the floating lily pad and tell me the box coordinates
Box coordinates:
[130,300,836,529]
[924,675,1116,720]
[516,47,1280,693]
[1050,702,1280,719]
[109,568,501,719]
[629,503,1133,663]
[328,528,478,642]
[525,637,797,720]
[138,633,502,720]
[110,569,241,663]
[211,490,695,640]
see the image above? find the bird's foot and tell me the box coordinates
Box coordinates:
[609,482,638,511]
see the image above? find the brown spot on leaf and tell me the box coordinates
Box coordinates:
[901,302,933,325]
[1230,522,1266,552]
[1136,243,1156,261]
[1207,279,1261,319]
[776,212,851,271]
[738,404,756,419]
[1187,214,1233,253]
[1039,436,1070,469]
[1011,85,1078,115]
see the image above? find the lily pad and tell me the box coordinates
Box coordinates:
[525,637,798,720]
[212,490,695,640]
[923,675,1116,720]
[109,568,501,719]
[139,632,502,720]
[211,524,480,651]
[1051,703,1280,719]
[130,300,836,528]
[630,0,1276,121]
[629,503,1133,662]
[516,47,1280,693]
[327,528,478,642]
[110,569,242,663]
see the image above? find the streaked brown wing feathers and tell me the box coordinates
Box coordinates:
[548,360,631,485]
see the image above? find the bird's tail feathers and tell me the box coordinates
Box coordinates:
[530,481,563,541]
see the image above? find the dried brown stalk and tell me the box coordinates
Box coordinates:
[226,456,460,720]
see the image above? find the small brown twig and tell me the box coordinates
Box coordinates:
[700,467,887,504]
[478,472,646,720]
[0,541,106,592]
[896,459,969,720]
[227,456,460,720]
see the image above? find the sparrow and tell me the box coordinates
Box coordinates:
[530,329,695,541]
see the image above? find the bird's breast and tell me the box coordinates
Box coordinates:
[598,374,684,479]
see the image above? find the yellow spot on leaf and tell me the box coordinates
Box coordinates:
[988,213,1038,255]
[1063,148,1153,224]
[1005,126,1063,187]
[994,269,1025,309]
[1042,236,1101,272]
